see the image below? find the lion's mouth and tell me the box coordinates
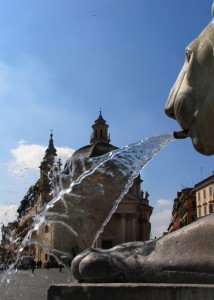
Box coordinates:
[173,129,189,139]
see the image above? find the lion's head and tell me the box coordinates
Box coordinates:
[165,3,214,155]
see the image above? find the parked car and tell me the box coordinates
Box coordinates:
[0,263,8,271]
[16,256,35,270]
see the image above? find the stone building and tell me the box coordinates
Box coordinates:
[168,188,197,233]
[66,112,153,249]
[167,173,214,233]
[1,113,153,265]
[194,174,214,218]
[1,221,18,263]
[1,133,60,264]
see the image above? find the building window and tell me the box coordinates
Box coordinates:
[198,207,201,217]
[210,204,214,214]
[203,189,206,199]
[197,192,201,202]
[204,205,207,216]
[209,186,213,197]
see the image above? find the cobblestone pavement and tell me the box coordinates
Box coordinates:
[0,268,75,300]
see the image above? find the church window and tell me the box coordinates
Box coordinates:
[45,225,49,233]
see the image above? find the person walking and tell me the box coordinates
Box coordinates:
[31,260,36,274]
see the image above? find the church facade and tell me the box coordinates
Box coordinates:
[1,113,153,266]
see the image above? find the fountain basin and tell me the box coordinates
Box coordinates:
[47,283,214,300]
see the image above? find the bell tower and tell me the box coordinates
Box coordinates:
[90,111,111,144]
[39,131,57,207]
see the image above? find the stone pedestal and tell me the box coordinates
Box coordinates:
[47,283,214,300]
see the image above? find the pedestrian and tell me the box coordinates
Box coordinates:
[31,260,36,274]
[39,260,42,268]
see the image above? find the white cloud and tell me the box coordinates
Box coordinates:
[8,140,75,174]
[0,204,18,226]
[152,209,172,221]
[157,199,171,206]
[56,147,75,165]
[151,209,172,238]
[10,141,46,172]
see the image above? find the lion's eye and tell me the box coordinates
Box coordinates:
[185,49,192,63]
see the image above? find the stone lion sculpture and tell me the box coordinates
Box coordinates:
[165,3,214,156]
[71,3,214,283]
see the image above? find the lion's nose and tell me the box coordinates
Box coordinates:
[164,101,176,119]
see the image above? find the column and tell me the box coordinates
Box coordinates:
[120,214,126,243]
[141,219,146,241]
[131,214,136,241]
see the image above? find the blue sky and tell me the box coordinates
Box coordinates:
[0,0,213,238]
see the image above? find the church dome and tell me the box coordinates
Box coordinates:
[63,112,118,175]
[72,111,118,158]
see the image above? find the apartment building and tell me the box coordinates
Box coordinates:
[194,174,214,218]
